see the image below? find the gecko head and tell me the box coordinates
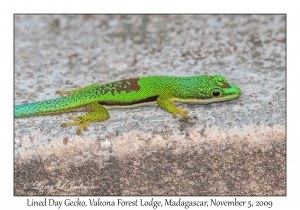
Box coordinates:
[194,75,241,103]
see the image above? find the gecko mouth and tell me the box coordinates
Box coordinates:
[227,91,241,98]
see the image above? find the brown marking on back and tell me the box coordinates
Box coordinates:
[95,78,141,96]
[115,78,140,94]
[99,95,158,106]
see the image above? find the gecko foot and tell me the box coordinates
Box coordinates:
[172,106,189,118]
[61,119,90,135]
[76,121,91,135]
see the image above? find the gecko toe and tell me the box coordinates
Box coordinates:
[83,121,90,131]
[68,116,81,120]
[76,129,82,135]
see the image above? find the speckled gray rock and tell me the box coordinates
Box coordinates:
[14,15,285,196]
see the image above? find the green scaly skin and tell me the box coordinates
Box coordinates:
[14,75,241,135]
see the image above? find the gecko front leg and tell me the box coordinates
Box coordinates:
[156,94,189,118]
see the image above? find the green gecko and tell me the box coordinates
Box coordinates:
[14,75,241,135]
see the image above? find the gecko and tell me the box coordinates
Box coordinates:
[14,75,241,135]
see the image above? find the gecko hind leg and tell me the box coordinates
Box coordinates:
[61,102,109,135]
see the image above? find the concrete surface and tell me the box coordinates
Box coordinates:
[14,15,285,196]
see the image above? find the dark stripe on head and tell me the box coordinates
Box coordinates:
[220,81,231,88]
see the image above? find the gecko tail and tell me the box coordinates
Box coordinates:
[14,95,84,118]
[14,91,97,118]
[14,100,74,118]
[14,101,41,118]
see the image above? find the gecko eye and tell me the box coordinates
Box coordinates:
[212,90,221,97]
